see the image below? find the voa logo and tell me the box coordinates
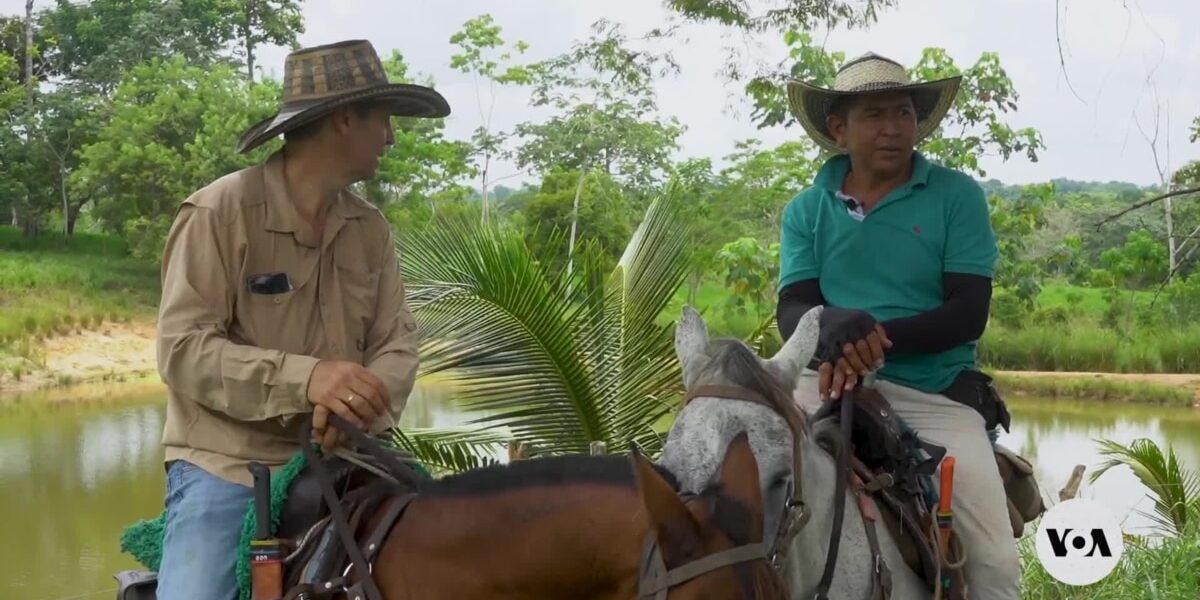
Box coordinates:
[1035,498,1124,585]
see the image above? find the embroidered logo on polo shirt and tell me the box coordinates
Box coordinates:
[912,225,922,236]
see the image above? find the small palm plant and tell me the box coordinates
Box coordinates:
[1091,437,1200,537]
[391,184,694,472]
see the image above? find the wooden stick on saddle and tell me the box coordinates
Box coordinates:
[248,461,284,600]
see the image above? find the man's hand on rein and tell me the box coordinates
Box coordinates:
[306,360,390,449]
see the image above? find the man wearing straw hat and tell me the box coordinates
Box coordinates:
[153,40,449,599]
[775,53,1019,598]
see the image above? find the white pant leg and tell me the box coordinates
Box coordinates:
[875,379,1021,600]
[793,372,1021,599]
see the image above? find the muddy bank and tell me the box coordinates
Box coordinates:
[0,320,159,396]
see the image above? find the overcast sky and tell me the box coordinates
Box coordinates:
[8,0,1200,186]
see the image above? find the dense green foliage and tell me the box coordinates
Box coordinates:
[3,2,1198,588]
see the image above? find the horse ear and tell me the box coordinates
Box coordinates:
[717,432,764,541]
[764,305,822,390]
[675,305,710,389]
[631,448,702,561]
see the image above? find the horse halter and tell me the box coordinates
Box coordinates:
[680,385,812,569]
[637,490,772,600]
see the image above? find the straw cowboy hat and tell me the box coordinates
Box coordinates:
[237,39,450,153]
[786,52,961,154]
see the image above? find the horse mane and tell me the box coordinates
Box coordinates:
[415,453,680,498]
[705,339,809,437]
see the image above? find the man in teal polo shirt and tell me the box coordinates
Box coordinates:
[776,53,1020,598]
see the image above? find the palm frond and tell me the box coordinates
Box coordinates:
[1091,438,1200,536]
[403,216,604,451]
[399,186,693,459]
[391,426,507,475]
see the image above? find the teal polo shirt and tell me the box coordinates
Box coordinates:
[777,152,998,393]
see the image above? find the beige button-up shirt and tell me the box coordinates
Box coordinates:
[156,151,418,486]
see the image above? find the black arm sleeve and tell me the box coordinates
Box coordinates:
[776,279,826,340]
[881,272,993,354]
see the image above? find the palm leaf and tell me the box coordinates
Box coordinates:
[391,426,507,475]
[1090,438,1200,536]
[400,185,693,459]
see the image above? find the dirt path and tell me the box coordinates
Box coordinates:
[0,320,158,395]
[996,370,1200,389]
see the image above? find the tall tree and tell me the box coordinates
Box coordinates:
[222,0,304,82]
[448,14,532,223]
[664,0,897,32]
[74,56,279,252]
[37,0,244,93]
[515,20,683,274]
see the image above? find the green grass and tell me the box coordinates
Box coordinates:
[980,325,1200,373]
[0,227,159,353]
[1038,282,1154,319]
[1019,521,1200,598]
[993,373,1195,407]
[662,278,770,339]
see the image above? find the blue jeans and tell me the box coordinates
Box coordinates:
[156,460,252,600]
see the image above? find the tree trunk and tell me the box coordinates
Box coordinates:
[480,155,491,225]
[1165,196,1176,279]
[66,202,80,235]
[24,0,34,99]
[60,167,68,236]
[244,16,255,82]
[566,169,588,278]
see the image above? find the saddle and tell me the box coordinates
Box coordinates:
[274,430,427,600]
[811,383,1045,599]
[112,433,424,600]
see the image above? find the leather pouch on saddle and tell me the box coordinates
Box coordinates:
[813,388,951,592]
[940,369,1047,537]
[812,387,946,493]
[994,443,1046,536]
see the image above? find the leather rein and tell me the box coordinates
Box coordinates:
[291,414,422,600]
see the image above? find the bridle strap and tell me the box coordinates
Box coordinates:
[684,385,770,406]
[684,383,811,565]
[813,387,856,599]
[638,535,769,599]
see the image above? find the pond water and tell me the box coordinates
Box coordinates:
[1,380,1197,599]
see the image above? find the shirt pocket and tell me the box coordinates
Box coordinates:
[243,263,316,353]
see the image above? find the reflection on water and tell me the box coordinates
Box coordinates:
[998,398,1200,537]
[1,383,1198,598]
[0,379,460,600]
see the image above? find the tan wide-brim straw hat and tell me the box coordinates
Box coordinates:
[786,52,962,154]
[236,39,451,153]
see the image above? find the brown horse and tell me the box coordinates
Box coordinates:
[302,432,786,600]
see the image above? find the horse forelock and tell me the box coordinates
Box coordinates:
[702,339,808,436]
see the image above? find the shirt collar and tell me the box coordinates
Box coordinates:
[262,150,374,246]
[813,151,932,193]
